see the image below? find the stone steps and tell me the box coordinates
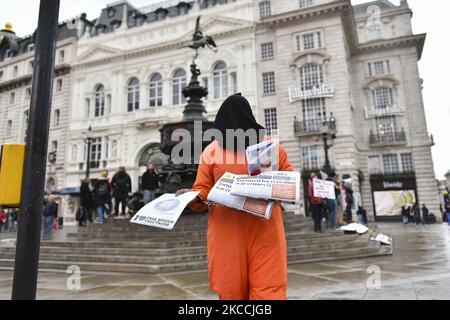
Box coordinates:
[0,244,385,274]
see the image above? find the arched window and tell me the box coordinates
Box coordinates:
[259,1,271,19]
[373,87,393,110]
[172,69,187,105]
[149,73,163,107]
[94,85,105,117]
[213,62,228,99]
[299,64,323,91]
[127,78,140,112]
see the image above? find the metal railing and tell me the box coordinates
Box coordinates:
[294,119,336,136]
[370,129,406,146]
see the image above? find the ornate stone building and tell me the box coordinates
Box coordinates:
[0,0,440,223]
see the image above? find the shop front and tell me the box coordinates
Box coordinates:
[370,174,417,222]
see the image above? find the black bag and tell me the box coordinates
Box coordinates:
[75,208,82,221]
[428,213,437,224]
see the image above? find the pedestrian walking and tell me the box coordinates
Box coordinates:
[401,205,409,225]
[8,210,18,232]
[412,202,420,225]
[344,182,354,223]
[445,201,450,226]
[93,171,112,223]
[421,204,429,225]
[79,178,91,226]
[0,208,6,232]
[141,164,160,205]
[112,167,132,216]
[42,195,58,238]
[308,173,323,233]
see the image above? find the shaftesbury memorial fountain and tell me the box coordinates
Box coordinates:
[158,17,217,194]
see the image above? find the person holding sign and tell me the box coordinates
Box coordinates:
[177,94,293,300]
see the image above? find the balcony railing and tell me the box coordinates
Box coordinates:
[365,104,405,119]
[370,129,406,146]
[294,119,336,137]
[288,84,335,103]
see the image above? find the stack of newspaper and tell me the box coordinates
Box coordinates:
[206,140,301,220]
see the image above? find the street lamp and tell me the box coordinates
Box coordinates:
[321,113,336,175]
[85,125,92,178]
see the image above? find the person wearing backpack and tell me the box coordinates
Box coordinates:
[94,171,112,223]
[112,167,132,216]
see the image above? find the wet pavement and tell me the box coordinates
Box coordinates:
[0,222,449,300]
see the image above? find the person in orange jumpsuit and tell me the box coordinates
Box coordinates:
[178,94,293,300]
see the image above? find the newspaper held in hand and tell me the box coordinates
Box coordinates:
[207,172,274,220]
[230,171,301,204]
[130,191,200,230]
[313,179,336,200]
[246,139,278,176]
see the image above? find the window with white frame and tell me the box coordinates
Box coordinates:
[264,108,278,136]
[10,92,15,104]
[302,98,326,131]
[262,72,275,94]
[383,154,399,174]
[368,60,391,76]
[368,155,382,174]
[54,109,60,127]
[299,0,313,8]
[59,50,65,63]
[149,73,163,107]
[301,146,319,169]
[401,153,414,172]
[259,1,271,19]
[373,87,393,110]
[23,110,29,143]
[71,144,78,162]
[296,31,323,51]
[51,141,58,160]
[6,120,12,136]
[376,115,397,138]
[300,63,323,91]
[56,79,63,92]
[261,42,274,60]
[213,62,228,99]
[172,69,187,105]
[127,78,140,112]
[13,65,18,77]
[89,137,102,168]
[94,85,105,117]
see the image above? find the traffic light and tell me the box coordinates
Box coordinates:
[0,144,25,207]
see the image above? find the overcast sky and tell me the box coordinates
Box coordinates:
[0,0,448,179]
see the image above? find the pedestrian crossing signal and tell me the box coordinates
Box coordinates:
[0,144,25,207]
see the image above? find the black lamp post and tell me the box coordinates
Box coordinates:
[85,125,92,178]
[322,113,336,175]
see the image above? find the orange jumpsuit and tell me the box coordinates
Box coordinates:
[190,140,293,300]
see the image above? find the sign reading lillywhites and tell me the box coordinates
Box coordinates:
[313,179,336,200]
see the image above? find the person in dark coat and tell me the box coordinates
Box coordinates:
[111,167,132,216]
[412,202,420,225]
[79,178,91,226]
[421,204,429,225]
[43,195,58,237]
[93,171,112,223]
[141,164,160,205]
[401,205,409,225]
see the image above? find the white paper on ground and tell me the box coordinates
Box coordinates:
[230,171,301,204]
[370,233,393,245]
[129,191,200,230]
[340,223,369,234]
[207,172,274,220]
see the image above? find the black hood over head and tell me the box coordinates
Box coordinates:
[213,93,266,152]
